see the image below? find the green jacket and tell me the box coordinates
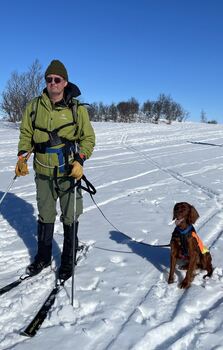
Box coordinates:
[18,88,95,177]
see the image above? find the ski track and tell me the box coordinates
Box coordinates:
[1,121,223,349]
[131,271,223,350]
[0,244,94,350]
[0,269,55,349]
[106,276,222,350]
[86,124,223,350]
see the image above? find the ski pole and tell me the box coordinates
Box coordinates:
[0,148,33,207]
[71,141,79,306]
[0,175,17,206]
[71,180,77,306]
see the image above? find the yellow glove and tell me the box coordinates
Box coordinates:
[69,161,83,180]
[15,156,29,176]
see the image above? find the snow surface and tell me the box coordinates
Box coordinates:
[0,120,223,350]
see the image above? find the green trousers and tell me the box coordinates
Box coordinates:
[35,174,83,225]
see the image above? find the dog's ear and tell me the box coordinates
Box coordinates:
[189,205,199,224]
[172,203,177,220]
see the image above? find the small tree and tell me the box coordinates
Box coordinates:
[207,120,217,124]
[117,101,130,122]
[128,97,139,122]
[88,103,99,122]
[98,102,107,122]
[142,100,154,122]
[1,59,44,122]
[117,98,139,122]
[153,100,162,123]
[109,103,118,122]
[200,109,207,123]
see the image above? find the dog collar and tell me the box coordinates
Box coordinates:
[176,224,193,235]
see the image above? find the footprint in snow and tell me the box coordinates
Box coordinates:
[142,229,150,234]
[95,266,106,272]
[112,286,129,297]
[212,267,223,281]
[110,256,126,266]
[57,304,77,328]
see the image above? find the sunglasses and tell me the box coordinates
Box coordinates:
[46,77,63,84]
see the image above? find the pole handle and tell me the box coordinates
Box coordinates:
[22,147,34,163]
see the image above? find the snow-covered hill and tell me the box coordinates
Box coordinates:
[0,120,223,350]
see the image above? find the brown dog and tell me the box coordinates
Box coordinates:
[168,202,213,288]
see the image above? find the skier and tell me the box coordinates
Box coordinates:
[15,59,95,280]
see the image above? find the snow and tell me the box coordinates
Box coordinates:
[0,120,223,349]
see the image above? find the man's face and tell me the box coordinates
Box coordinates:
[46,74,68,98]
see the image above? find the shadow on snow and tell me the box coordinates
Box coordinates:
[0,191,60,265]
[109,230,170,273]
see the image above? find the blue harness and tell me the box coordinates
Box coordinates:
[176,224,193,235]
[45,147,65,172]
[176,225,193,257]
[45,142,76,174]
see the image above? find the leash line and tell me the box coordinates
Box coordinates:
[88,190,170,248]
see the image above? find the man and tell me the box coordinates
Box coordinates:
[15,59,95,281]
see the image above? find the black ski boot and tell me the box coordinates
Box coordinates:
[58,222,79,281]
[26,221,54,276]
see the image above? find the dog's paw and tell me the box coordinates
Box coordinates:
[180,279,190,289]
[168,277,174,284]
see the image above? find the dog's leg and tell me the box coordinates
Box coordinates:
[180,258,197,288]
[202,252,213,279]
[180,238,197,289]
[179,263,189,270]
[168,242,178,284]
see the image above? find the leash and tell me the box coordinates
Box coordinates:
[78,175,97,195]
[86,186,170,248]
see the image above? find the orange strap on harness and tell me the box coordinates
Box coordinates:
[192,231,209,254]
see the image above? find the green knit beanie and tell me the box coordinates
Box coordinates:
[44,59,68,81]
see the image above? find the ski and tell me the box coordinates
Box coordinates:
[0,275,29,296]
[0,261,56,296]
[20,284,60,337]
[0,271,46,296]
[20,243,91,337]
[0,244,89,297]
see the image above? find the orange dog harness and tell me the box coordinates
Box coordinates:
[191,231,209,254]
[173,225,209,256]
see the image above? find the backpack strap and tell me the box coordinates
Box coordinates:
[30,96,40,130]
[30,96,81,130]
[69,98,79,124]
[69,101,91,124]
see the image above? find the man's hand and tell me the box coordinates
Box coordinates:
[69,161,83,180]
[15,156,29,176]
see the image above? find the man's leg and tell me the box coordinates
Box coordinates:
[26,174,57,275]
[26,221,54,275]
[59,221,79,280]
[58,178,83,280]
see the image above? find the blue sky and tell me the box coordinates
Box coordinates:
[0,0,222,122]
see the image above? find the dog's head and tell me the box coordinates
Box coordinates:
[173,202,199,227]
